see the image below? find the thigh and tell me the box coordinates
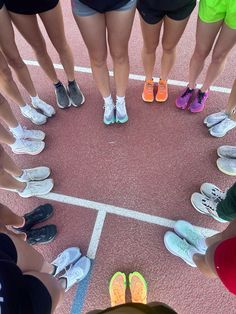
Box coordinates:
[139,15,162,51]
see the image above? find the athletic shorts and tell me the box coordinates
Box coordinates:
[137,0,196,24]
[72,0,136,16]
[0,0,4,10]
[199,0,236,29]
[4,0,59,14]
[214,236,236,295]
[0,233,52,314]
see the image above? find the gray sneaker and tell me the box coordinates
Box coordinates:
[217,145,236,159]
[209,117,236,137]
[217,157,236,176]
[55,84,71,109]
[67,81,85,107]
[203,111,227,128]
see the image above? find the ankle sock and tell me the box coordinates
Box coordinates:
[68,79,75,86]
[116,95,125,103]
[54,81,63,88]
[30,95,39,102]
[20,104,31,112]
[103,95,113,105]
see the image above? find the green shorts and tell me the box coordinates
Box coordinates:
[199,0,236,29]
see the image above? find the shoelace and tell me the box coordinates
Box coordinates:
[210,188,226,201]
[65,265,83,281]
[145,82,153,94]
[181,87,193,98]
[202,198,219,216]
[197,91,206,104]
[158,81,166,93]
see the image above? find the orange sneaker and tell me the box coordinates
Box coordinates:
[109,272,126,307]
[156,79,168,102]
[142,79,154,103]
[129,272,147,304]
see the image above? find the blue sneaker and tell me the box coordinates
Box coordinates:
[103,101,115,125]
[116,99,128,124]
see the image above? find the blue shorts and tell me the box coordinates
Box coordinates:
[72,0,136,16]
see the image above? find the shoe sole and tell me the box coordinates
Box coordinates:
[175,100,189,110]
[55,90,71,109]
[12,143,45,156]
[155,96,168,103]
[69,92,86,108]
[209,130,226,138]
[142,93,154,103]
[21,111,47,125]
[116,116,128,124]
[32,103,55,118]
[216,159,236,176]
[103,117,115,125]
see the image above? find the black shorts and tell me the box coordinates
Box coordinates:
[4,0,59,14]
[137,0,196,24]
[0,0,4,10]
[0,233,52,314]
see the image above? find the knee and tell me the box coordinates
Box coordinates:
[110,49,128,64]
[143,43,158,55]
[6,55,26,71]
[211,51,227,65]
[90,53,107,68]
[193,46,210,61]
[55,41,70,56]
[0,94,7,106]
[32,41,48,57]
[0,65,13,82]
[162,43,176,55]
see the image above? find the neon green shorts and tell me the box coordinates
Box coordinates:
[199,0,236,29]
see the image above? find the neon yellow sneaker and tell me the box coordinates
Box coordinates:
[129,272,147,304]
[109,272,126,307]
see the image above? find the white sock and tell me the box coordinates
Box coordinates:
[116,95,125,103]
[30,95,39,102]
[9,124,23,136]
[20,104,31,112]
[103,95,113,105]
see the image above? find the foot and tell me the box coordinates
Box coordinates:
[129,272,147,304]
[17,178,54,198]
[31,96,55,117]
[217,157,236,176]
[11,127,45,141]
[14,204,54,232]
[11,139,45,155]
[15,167,50,182]
[60,256,91,292]
[217,145,236,159]
[209,117,236,137]
[164,231,199,267]
[189,90,209,113]
[109,272,126,307]
[200,182,226,201]
[156,79,168,102]
[67,81,85,107]
[203,111,228,128]
[174,220,207,254]
[26,224,57,245]
[142,79,154,103]
[21,105,47,125]
[176,87,194,110]
[103,101,115,125]
[52,247,82,276]
[55,83,71,109]
[190,192,227,222]
[116,99,128,124]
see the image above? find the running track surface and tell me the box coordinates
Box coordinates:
[2,2,236,313]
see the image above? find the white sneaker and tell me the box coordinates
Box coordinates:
[190,192,227,223]
[52,247,81,276]
[103,101,115,125]
[203,111,227,128]
[32,97,56,117]
[200,183,226,201]
[174,220,207,254]
[11,139,45,155]
[164,231,198,267]
[116,100,128,123]
[21,105,47,125]
[60,256,91,292]
[16,167,50,182]
[18,179,54,198]
[209,117,236,137]
[11,127,45,141]
[217,145,236,159]
[217,157,236,176]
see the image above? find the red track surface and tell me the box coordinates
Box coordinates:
[2,2,236,313]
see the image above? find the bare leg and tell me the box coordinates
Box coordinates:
[226,79,236,118]
[0,122,15,145]
[0,203,24,227]
[0,93,18,128]
[106,7,135,96]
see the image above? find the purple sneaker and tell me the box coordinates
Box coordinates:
[176,87,195,110]
[189,90,209,113]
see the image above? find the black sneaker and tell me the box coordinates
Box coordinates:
[67,80,85,107]
[26,224,57,245]
[14,204,53,233]
[55,83,71,108]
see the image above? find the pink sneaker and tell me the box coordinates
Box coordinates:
[189,90,209,113]
[175,87,195,110]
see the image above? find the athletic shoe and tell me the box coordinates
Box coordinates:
[32,97,55,117]
[203,111,227,128]
[67,81,85,107]
[14,204,54,232]
[189,90,209,113]
[190,192,227,222]
[16,167,50,182]
[142,79,154,103]
[156,79,168,102]
[26,224,57,245]
[60,256,91,292]
[174,220,207,254]
[129,272,147,304]
[164,231,199,267]
[103,101,115,125]
[116,100,128,123]
[52,247,82,276]
[17,179,54,198]
[217,145,236,159]
[11,127,45,141]
[21,105,47,125]
[11,139,45,155]
[175,87,195,110]
[109,272,126,307]
[217,157,236,176]
[55,84,71,109]
[200,182,226,201]
[209,117,236,137]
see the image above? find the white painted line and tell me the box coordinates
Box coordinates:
[87,210,107,259]
[38,192,217,237]
[24,59,231,94]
